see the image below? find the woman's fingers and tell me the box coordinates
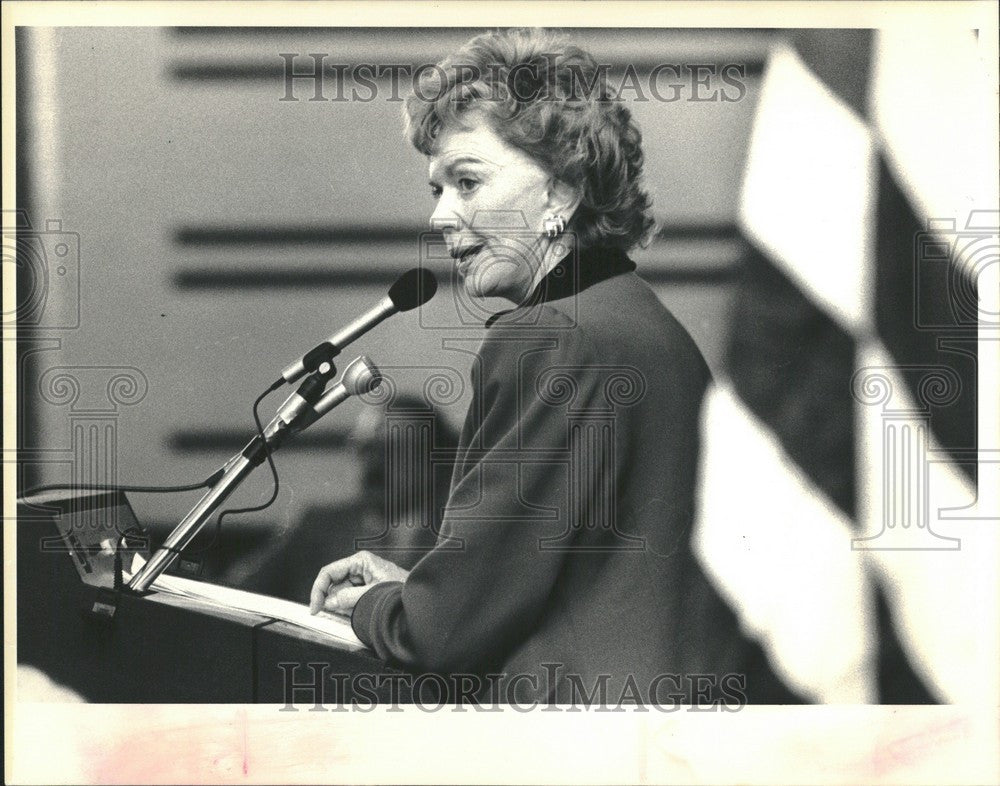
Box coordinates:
[321,584,372,616]
[309,554,360,614]
[309,551,409,615]
[359,550,412,584]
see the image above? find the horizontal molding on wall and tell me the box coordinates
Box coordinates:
[171,26,387,35]
[168,27,779,36]
[170,223,746,289]
[168,27,782,37]
[170,59,766,81]
[169,427,458,454]
[174,222,741,246]
[170,429,350,452]
[175,224,422,246]
[166,27,773,82]
[167,27,774,56]
[173,261,741,290]
[175,267,416,289]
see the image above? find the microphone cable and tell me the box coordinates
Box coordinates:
[173,385,282,558]
[21,470,226,498]
[23,386,284,564]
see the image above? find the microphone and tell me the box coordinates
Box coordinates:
[274,268,437,389]
[242,356,382,466]
[290,356,382,434]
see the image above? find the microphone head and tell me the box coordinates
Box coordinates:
[341,356,382,396]
[387,268,438,312]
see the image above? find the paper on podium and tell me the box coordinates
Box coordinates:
[126,555,365,650]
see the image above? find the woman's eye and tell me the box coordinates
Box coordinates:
[429,184,443,200]
[457,178,479,194]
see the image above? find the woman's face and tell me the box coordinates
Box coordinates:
[428,114,558,303]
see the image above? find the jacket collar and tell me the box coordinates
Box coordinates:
[485,245,637,328]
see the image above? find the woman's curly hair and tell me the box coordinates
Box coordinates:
[404,28,656,252]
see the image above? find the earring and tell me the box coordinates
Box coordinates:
[543,214,565,238]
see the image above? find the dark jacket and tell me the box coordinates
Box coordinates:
[352,245,799,705]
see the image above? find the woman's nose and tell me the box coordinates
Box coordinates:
[429,199,462,234]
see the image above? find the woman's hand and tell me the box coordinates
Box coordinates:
[309,550,410,617]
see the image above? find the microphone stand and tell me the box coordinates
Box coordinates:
[128,358,376,594]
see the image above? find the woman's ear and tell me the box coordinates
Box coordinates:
[546,177,582,221]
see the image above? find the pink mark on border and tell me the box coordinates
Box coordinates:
[241,709,249,776]
[869,716,970,777]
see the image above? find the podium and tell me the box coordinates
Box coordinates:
[16,490,410,703]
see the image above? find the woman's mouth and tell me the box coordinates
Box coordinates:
[455,244,484,275]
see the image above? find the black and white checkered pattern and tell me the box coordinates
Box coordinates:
[693,29,997,703]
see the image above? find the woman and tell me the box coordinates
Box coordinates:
[310,28,798,705]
